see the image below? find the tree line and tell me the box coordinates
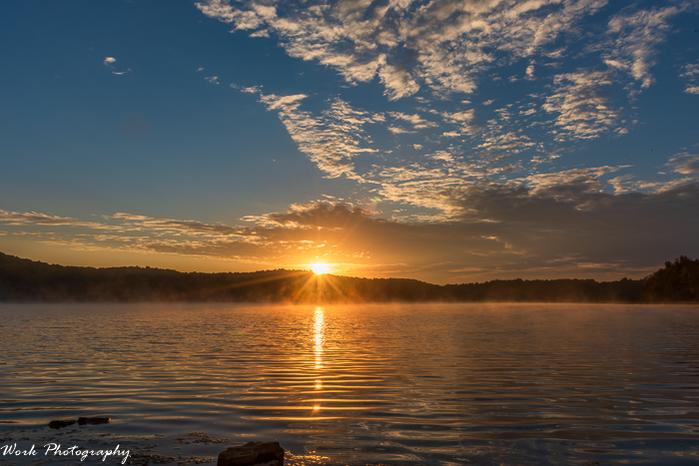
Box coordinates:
[0,252,697,303]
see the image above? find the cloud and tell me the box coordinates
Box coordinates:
[0,209,116,230]
[543,70,622,141]
[387,126,411,135]
[196,0,617,99]
[681,63,699,94]
[236,78,691,222]
[371,163,472,219]
[604,5,684,89]
[193,0,696,248]
[4,181,698,281]
[524,165,623,200]
[241,88,382,180]
[388,111,437,130]
[379,62,421,100]
[668,152,699,175]
[238,87,489,205]
[441,109,475,133]
[0,208,269,262]
[525,62,535,79]
[103,56,117,65]
[607,150,699,194]
[195,1,693,186]
[477,104,541,157]
[109,212,248,237]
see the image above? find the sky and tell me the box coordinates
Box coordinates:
[1,0,698,283]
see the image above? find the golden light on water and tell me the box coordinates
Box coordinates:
[310,262,331,276]
[314,306,324,369]
[313,306,324,414]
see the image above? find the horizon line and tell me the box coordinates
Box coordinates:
[0,250,679,287]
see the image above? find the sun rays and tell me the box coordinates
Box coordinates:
[289,261,355,303]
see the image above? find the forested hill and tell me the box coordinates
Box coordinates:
[0,252,697,303]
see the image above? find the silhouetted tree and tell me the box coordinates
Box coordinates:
[643,256,699,302]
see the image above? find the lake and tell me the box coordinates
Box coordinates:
[1,303,699,465]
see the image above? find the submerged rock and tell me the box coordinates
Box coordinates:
[78,416,110,425]
[48,419,76,429]
[217,441,284,466]
[48,416,110,428]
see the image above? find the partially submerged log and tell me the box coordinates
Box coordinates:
[217,441,284,466]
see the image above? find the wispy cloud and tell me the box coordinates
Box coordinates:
[604,4,684,89]
[240,87,382,180]
[681,63,699,94]
[0,209,113,230]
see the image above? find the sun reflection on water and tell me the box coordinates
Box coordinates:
[312,306,324,415]
[314,306,324,369]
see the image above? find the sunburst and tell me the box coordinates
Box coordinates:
[310,262,331,275]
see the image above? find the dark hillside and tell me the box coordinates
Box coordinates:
[1,252,697,303]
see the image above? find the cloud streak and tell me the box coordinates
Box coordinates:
[3,180,698,281]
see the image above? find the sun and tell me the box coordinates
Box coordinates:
[310,262,331,276]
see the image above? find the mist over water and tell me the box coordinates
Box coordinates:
[1,303,699,465]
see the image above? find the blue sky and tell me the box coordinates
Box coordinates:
[1,0,698,282]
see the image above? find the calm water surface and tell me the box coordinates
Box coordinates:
[1,303,699,465]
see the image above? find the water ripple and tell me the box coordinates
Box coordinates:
[1,303,699,465]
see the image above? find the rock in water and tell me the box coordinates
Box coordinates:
[77,416,110,425]
[217,442,284,466]
[48,419,76,429]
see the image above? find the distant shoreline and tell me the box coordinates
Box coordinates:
[1,252,697,304]
[2,301,698,306]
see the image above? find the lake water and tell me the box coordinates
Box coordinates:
[1,303,699,465]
